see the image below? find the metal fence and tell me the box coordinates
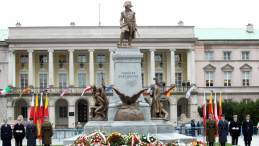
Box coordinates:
[174,126,259,137]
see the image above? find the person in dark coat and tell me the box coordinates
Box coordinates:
[191,119,196,136]
[26,118,38,146]
[14,118,25,146]
[218,114,228,146]
[41,116,53,146]
[205,114,217,146]
[242,115,253,146]
[229,115,241,146]
[187,80,191,90]
[1,119,12,146]
[197,121,200,135]
[182,80,186,91]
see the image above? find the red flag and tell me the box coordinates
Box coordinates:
[40,92,44,140]
[219,92,222,121]
[29,95,35,118]
[44,93,49,117]
[203,91,207,135]
[208,92,213,117]
[35,94,40,138]
[213,92,219,136]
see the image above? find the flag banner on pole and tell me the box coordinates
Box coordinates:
[35,94,40,138]
[214,92,219,136]
[19,87,31,97]
[81,86,92,96]
[40,91,44,140]
[44,93,49,118]
[105,85,113,92]
[203,91,207,135]
[60,87,72,97]
[0,87,11,95]
[209,92,213,117]
[219,92,222,121]
[165,86,175,97]
[29,95,35,118]
[143,86,154,96]
[186,86,195,98]
[43,86,51,92]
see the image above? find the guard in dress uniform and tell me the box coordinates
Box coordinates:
[26,118,38,146]
[205,114,217,146]
[41,116,53,146]
[14,118,25,146]
[242,115,253,146]
[229,115,241,146]
[191,119,196,136]
[1,119,12,146]
[218,114,228,146]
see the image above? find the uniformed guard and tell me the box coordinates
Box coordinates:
[26,118,38,146]
[41,116,53,146]
[14,118,25,146]
[191,119,196,136]
[218,114,228,146]
[229,115,241,146]
[205,114,217,146]
[242,115,253,146]
[1,119,12,146]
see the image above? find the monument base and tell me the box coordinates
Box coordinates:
[152,120,174,133]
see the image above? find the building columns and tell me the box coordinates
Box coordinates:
[187,50,191,83]
[191,49,196,85]
[109,49,115,85]
[89,49,95,85]
[48,50,54,87]
[147,52,151,86]
[170,49,176,86]
[28,50,34,87]
[68,105,75,128]
[166,52,171,86]
[8,50,16,87]
[68,49,74,87]
[149,49,156,85]
[49,105,55,128]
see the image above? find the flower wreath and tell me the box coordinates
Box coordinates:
[124,132,141,145]
[107,132,125,145]
[74,134,90,146]
[87,130,107,145]
[139,133,163,146]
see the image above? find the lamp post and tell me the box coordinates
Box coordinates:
[160,61,163,67]
[59,62,63,68]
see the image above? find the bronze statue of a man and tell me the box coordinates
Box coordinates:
[117,1,138,47]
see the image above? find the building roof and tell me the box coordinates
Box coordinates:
[0,29,9,41]
[194,28,259,41]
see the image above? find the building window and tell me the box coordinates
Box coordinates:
[59,106,67,118]
[155,54,163,62]
[242,71,250,86]
[97,55,105,63]
[78,55,86,63]
[78,74,86,87]
[225,99,232,103]
[243,99,251,104]
[242,52,249,60]
[39,55,48,63]
[224,52,231,60]
[155,73,163,82]
[97,73,106,87]
[205,52,213,60]
[39,74,47,88]
[20,74,28,88]
[59,74,67,87]
[20,55,28,63]
[175,54,181,62]
[224,72,231,86]
[21,107,28,118]
[206,72,213,87]
[175,73,182,86]
[141,73,144,87]
[59,55,67,63]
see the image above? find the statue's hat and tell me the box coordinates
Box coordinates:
[123,1,133,7]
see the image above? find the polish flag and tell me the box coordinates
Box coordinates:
[143,86,154,96]
[81,86,92,96]
[29,95,35,118]
[40,92,44,140]
[203,91,207,135]
[214,92,219,136]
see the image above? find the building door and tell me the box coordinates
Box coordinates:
[155,73,163,82]
[78,100,88,122]
[175,73,182,86]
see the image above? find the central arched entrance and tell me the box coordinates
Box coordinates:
[75,99,89,126]
[177,98,189,122]
[55,99,68,127]
[14,98,29,121]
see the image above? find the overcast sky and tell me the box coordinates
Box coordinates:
[1,0,258,29]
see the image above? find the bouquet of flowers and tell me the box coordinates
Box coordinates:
[74,134,90,146]
[166,140,186,146]
[88,130,107,145]
[124,132,141,145]
[139,141,164,146]
[107,132,125,145]
[187,140,205,146]
[139,133,163,146]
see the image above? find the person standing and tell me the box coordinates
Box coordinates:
[218,114,228,146]
[205,114,217,146]
[1,119,12,146]
[26,118,38,146]
[41,116,53,146]
[76,122,83,134]
[182,80,186,91]
[187,80,191,90]
[162,81,166,92]
[191,119,196,136]
[242,115,253,146]
[14,118,25,146]
[197,121,200,135]
[229,115,241,146]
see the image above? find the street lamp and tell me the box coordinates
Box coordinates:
[40,62,43,69]
[21,63,24,69]
[160,61,163,67]
[80,62,84,68]
[99,62,103,68]
[59,62,63,68]
[178,61,182,67]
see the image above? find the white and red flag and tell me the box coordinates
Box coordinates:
[203,91,207,135]
[29,95,35,119]
[81,86,92,96]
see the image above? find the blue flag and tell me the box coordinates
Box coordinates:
[105,85,113,92]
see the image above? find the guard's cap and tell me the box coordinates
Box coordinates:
[3,119,8,122]
[17,118,21,121]
[44,116,49,119]
[221,114,225,117]
[123,1,133,7]
[246,115,250,117]
[208,114,212,117]
[233,115,237,118]
[29,118,33,121]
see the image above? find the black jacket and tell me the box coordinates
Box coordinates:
[229,120,241,137]
[14,123,25,140]
[182,82,186,86]
[242,120,253,141]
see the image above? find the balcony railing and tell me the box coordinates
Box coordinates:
[143,86,196,93]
